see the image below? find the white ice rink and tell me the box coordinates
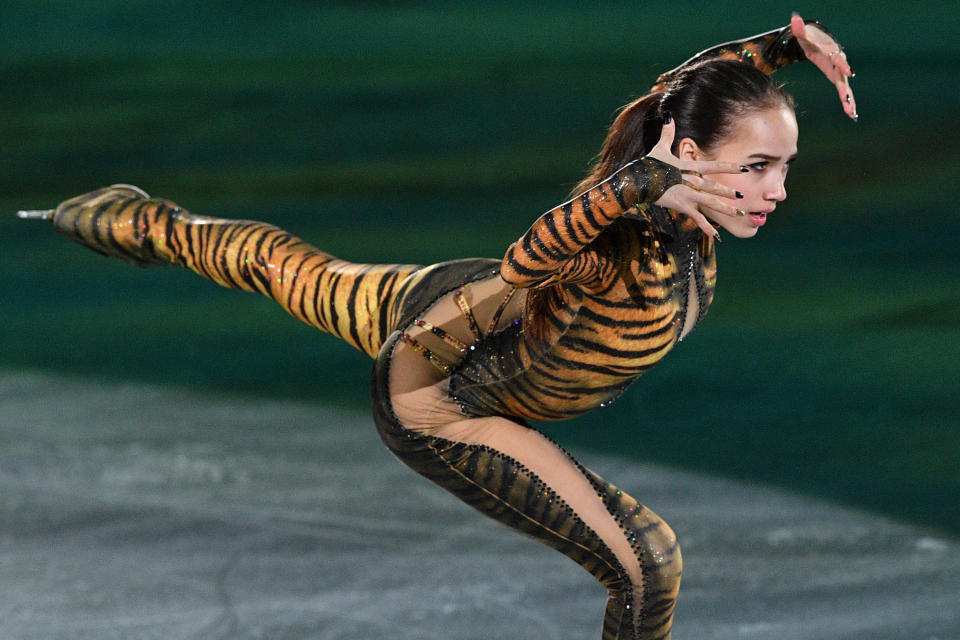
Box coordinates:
[1,371,957,639]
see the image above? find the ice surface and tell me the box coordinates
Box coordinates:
[1,371,957,639]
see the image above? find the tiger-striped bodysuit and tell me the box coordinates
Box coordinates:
[43,23,814,640]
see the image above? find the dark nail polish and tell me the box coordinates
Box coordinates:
[663,111,672,125]
[739,165,749,173]
[713,231,722,243]
[846,93,851,104]
[735,191,744,199]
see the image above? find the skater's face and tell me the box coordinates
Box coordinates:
[678,105,798,239]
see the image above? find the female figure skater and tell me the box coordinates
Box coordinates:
[21,14,855,640]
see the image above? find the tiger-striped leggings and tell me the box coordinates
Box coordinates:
[370,273,683,640]
[42,184,683,638]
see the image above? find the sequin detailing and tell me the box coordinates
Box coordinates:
[45,19,820,638]
[413,318,469,352]
[486,286,517,334]
[453,287,483,341]
[398,331,455,375]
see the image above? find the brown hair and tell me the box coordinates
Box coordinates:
[571,59,795,197]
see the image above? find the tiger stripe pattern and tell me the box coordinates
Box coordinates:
[50,185,421,359]
[651,20,827,92]
[373,337,683,639]
[40,22,816,640]
[447,157,705,422]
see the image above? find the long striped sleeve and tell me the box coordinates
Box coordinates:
[650,20,832,92]
[500,157,680,289]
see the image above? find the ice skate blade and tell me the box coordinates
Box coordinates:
[16,209,55,220]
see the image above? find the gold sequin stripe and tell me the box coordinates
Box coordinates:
[398,332,455,375]
[453,287,483,341]
[412,319,468,353]
[485,286,518,335]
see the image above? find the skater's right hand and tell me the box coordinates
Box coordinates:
[645,117,744,237]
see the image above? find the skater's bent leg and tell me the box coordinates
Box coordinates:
[427,415,681,640]
[380,346,681,639]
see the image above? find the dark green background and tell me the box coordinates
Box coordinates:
[2,2,958,534]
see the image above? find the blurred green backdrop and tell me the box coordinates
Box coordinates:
[2,1,958,534]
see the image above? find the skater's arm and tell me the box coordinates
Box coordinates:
[501,120,742,290]
[500,157,681,289]
[652,15,856,120]
[651,18,824,89]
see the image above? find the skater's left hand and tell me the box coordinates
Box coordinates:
[791,13,857,121]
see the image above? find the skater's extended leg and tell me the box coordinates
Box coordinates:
[26,184,421,357]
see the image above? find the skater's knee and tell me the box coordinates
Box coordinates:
[616,512,682,598]
[646,519,681,574]
[642,519,682,587]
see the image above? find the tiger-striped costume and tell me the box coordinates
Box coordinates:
[39,23,816,640]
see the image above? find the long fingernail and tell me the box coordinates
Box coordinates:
[846,93,851,104]
[736,209,746,216]
[713,231,722,243]
[739,165,749,172]
[663,111,672,125]
[735,191,744,199]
